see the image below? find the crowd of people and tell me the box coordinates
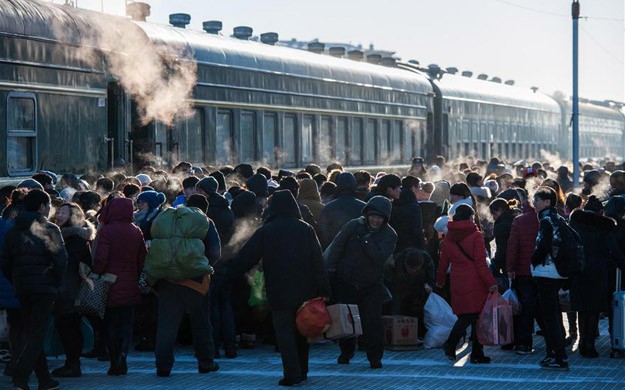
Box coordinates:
[1,155,624,389]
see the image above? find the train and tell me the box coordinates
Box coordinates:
[1,0,624,181]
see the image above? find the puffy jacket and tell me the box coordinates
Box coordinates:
[506,202,539,277]
[146,206,214,281]
[225,190,330,310]
[93,198,146,307]
[492,209,515,273]
[327,196,397,289]
[390,188,425,252]
[436,220,496,315]
[0,211,68,296]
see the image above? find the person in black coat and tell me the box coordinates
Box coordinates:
[224,190,330,386]
[0,189,68,390]
[318,172,366,249]
[569,196,625,358]
[489,198,518,278]
[389,176,425,253]
[326,196,397,369]
[196,177,235,246]
[604,195,625,338]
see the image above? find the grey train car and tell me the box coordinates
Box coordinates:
[1,0,624,182]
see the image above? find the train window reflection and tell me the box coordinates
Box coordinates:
[240,112,255,162]
[216,110,232,164]
[283,114,297,166]
[174,108,204,164]
[262,113,277,165]
[319,116,331,163]
[336,118,347,163]
[391,121,401,163]
[379,120,390,162]
[364,119,375,164]
[350,118,362,165]
[7,94,37,175]
[302,115,314,164]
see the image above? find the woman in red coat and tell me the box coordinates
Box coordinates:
[93,197,147,376]
[436,204,497,363]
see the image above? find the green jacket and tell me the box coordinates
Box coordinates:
[145,206,214,281]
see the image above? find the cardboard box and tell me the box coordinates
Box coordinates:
[324,304,363,340]
[493,304,514,345]
[382,315,421,350]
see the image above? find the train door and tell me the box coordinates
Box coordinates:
[170,108,206,166]
[107,82,130,170]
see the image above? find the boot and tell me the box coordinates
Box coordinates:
[51,361,82,378]
[107,345,119,376]
[118,352,128,375]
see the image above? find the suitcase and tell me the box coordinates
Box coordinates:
[611,269,625,358]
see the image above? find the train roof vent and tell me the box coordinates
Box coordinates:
[308,42,325,54]
[233,26,253,40]
[381,57,397,67]
[446,67,458,75]
[531,86,539,93]
[260,32,279,45]
[169,13,191,28]
[408,59,420,65]
[461,71,473,77]
[504,80,515,86]
[367,54,382,64]
[477,74,488,80]
[329,47,346,58]
[490,77,502,83]
[127,2,151,21]
[347,50,364,61]
[203,20,222,34]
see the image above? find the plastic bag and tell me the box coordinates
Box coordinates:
[296,297,331,338]
[477,292,514,346]
[248,268,268,307]
[502,281,521,315]
[423,293,457,349]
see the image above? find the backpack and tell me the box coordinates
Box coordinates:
[553,219,585,277]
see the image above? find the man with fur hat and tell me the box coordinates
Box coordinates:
[325,196,397,369]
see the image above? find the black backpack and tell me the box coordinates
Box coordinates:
[553,219,585,277]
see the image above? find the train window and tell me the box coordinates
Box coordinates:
[216,110,232,164]
[319,116,332,163]
[302,115,314,164]
[379,120,390,162]
[173,108,204,164]
[350,118,363,165]
[364,119,376,164]
[262,113,277,165]
[402,124,412,163]
[336,117,347,163]
[7,94,37,175]
[283,114,297,166]
[240,112,256,162]
[391,121,401,163]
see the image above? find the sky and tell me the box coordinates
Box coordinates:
[62,0,624,102]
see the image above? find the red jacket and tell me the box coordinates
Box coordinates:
[93,198,147,307]
[506,202,539,277]
[436,220,496,315]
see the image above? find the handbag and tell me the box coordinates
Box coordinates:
[477,292,514,346]
[74,272,117,319]
[296,297,331,338]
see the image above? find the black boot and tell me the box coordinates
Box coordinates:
[51,360,82,378]
[118,352,128,375]
[107,345,119,376]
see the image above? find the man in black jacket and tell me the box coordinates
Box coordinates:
[224,190,330,386]
[1,189,68,390]
[389,175,425,253]
[196,176,235,246]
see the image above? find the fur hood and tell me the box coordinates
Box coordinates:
[61,220,96,241]
[570,209,617,231]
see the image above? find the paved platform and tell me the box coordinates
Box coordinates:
[2,318,624,389]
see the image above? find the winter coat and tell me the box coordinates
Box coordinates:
[318,173,366,248]
[297,178,324,223]
[390,188,425,253]
[0,218,19,308]
[56,222,94,313]
[326,196,398,289]
[225,190,330,311]
[207,192,235,246]
[436,220,496,315]
[569,209,625,311]
[506,202,539,277]
[0,211,68,297]
[492,209,515,273]
[92,198,147,307]
[531,207,567,279]
[146,206,213,282]
[385,248,435,311]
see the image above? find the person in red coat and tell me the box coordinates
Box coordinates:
[506,199,540,354]
[92,197,147,376]
[436,204,497,363]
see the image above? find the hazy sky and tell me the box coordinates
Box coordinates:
[69,0,624,102]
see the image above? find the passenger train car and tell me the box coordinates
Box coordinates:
[0,0,623,180]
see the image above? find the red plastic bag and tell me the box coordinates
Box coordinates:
[477,292,514,346]
[296,297,332,338]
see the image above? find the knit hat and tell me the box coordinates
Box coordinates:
[246,173,269,197]
[135,173,152,187]
[234,163,254,179]
[182,176,200,190]
[137,190,166,210]
[209,171,227,192]
[16,178,44,191]
[196,176,218,195]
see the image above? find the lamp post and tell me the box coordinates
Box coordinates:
[572,1,580,188]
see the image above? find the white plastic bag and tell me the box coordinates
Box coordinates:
[502,281,521,315]
[423,293,457,349]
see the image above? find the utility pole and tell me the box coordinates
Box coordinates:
[572,0,580,188]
